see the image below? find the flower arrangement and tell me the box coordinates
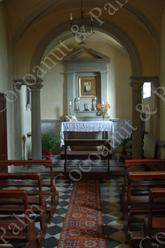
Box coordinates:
[96,102,110,119]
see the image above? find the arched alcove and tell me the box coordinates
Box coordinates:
[37,30,132,122]
[9,0,163,159]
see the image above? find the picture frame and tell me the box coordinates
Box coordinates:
[78,76,97,98]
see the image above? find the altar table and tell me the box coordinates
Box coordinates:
[60,121,113,146]
[60,120,132,147]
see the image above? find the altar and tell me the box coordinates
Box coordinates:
[60,119,132,147]
[60,121,112,146]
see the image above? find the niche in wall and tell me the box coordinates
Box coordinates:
[64,47,110,118]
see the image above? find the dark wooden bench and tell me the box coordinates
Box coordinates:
[0,160,58,219]
[127,171,165,215]
[0,189,38,248]
[61,139,112,172]
[137,187,165,247]
[123,160,165,212]
[122,160,165,246]
[146,187,165,238]
[124,159,165,172]
[0,173,47,244]
[126,171,165,246]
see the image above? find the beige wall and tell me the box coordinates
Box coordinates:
[108,47,132,119]
[41,38,132,120]
[41,63,65,120]
[86,40,132,120]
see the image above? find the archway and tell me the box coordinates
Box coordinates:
[14,19,158,159]
[29,27,136,160]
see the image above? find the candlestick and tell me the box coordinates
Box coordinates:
[69,101,72,115]
[70,13,73,21]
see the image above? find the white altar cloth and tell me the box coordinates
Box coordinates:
[60,121,113,146]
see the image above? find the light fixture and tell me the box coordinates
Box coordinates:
[69,0,94,43]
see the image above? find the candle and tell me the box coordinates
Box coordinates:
[70,13,73,21]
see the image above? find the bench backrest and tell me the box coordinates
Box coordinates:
[0,172,44,209]
[125,159,165,169]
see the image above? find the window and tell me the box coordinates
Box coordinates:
[143,82,151,99]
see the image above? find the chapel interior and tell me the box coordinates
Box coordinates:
[0,0,165,247]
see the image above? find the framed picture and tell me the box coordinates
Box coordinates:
[79,76,97,98]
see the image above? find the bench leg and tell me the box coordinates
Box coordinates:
[108,156,110,172]
[64,146,67,173]
[64,159,67,173]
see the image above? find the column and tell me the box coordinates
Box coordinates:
[30,79,43,159]
[13,81,24,159]
[67,72,75,114]
[130,77,143,159]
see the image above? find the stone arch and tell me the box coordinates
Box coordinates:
[30,21,142,76]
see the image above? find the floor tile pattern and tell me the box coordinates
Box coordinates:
[8,160,128,248]
[42,176,129,248]
[42,178,73,248]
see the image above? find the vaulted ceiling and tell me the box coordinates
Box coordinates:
[3,0,165,76]
[5,0,165,44]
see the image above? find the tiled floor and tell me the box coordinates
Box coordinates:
[43,178,73,248]
[42,159,129,248]
[9,159,129,248]
[101,178,129,248]
[51,156,124,174]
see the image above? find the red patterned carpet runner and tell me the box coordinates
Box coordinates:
[58,178,106,248]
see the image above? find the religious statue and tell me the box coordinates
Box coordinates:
[74,97,80,111]
[91,97,97,111]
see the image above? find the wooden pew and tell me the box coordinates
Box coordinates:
[124,159,165,172]
[126,172,165,246]
[0,190,38,248]
[123,160,165,213]
[0,173,47,244]
[138,188,165,248]
[147,188,165,236]
[0,160,57,219]
[123,160,165,246]
[127,171,165,215]
[61,139,112,172]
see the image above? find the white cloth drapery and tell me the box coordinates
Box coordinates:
[60,121,112,146]
[60,120,132,147]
